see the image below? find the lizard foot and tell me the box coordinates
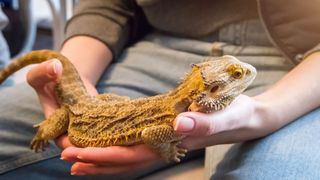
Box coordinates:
[171,142,188,162]
[30,137,48,152]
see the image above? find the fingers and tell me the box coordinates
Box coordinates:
[175,95,267,150]
[60,145,160,176]
[174,95,256,137]
[78,145,159,164]
[60,147,82,162]
[26,59,63,116]
[55,134,74,149]
[61,144,159,164]
[174,111,243,150]
[70,161,156,176]
[174,112,216,136]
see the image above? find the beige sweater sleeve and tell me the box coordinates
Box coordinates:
[63,0,150,58]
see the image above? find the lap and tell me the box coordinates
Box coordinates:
[212,107,320,179]
[0,83,62,176]
[96,38,204,98]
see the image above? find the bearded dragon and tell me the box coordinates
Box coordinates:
[0,50,256,162]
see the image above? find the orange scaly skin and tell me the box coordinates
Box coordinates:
[0,50,256,162]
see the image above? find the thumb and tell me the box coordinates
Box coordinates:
[173,112,217,136]
[27,59,63,117]
[27,59,63,89]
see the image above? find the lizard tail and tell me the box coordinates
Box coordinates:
[0,49,91,105]
[0,50,64,83]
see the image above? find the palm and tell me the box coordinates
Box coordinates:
[56,135,159,175]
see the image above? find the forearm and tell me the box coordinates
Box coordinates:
[254,52,320,132]
[60,36,112,92]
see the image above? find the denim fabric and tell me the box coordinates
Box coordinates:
[0,8,14,88]
[0,8,8,30]
[0,32,13,88]
[212,108,320,180]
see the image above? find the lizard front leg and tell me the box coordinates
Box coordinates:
[141,124,187,162]
[30,106,69,152]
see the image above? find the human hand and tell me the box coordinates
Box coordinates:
[58,95,266,176]
[27,59,98,117]
[27,59,63,116]
[57,139,160,176]
[173,94,275,150]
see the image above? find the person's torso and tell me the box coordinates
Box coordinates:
[137,0,259,38]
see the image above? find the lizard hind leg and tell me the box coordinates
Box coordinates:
[30,107,69,152]
[141,125,187,162]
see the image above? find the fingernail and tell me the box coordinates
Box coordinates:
[174,116,195,132]
[71,171,86,176]
[60,156,66,160]
[51,60,62,76]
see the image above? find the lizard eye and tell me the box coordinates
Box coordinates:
[227,64,244,79]
[232,69,243,79]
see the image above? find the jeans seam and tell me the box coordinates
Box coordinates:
[0,148,61,174]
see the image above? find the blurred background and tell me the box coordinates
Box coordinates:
[0,0,76,83]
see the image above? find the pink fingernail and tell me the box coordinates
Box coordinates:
[52,60,62,75]
[174,116,195,132]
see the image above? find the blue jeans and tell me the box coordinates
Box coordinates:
[0,8,13,88]
[212,107,320,179]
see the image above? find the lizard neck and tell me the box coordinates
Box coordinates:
[166,68,205,112]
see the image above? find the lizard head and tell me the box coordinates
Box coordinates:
[188,55,257,113]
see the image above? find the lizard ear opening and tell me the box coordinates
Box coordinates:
[210,85,219,93]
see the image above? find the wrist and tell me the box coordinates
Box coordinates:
[81,77,98,96]
[60,36,112,86]
[252,94,282,136]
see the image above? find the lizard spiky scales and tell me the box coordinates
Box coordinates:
[0,50,256,162]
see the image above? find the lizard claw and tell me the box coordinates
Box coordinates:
[33,121,45,128]
[30,137,48,152]
[172,147,188,162]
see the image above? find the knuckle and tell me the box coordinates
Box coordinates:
[204,120,216,136]
[26,70,37,87]
[194,116,215,136]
